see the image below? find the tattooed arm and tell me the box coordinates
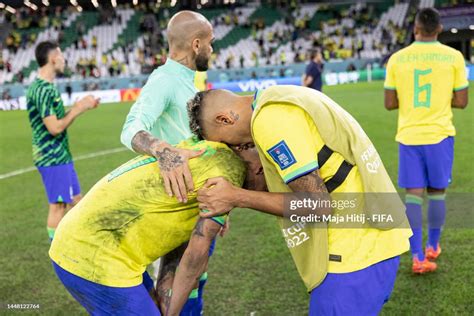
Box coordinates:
[130,130,167,157]
[197,170,331,218]
[167,218,221,316]
[155,243,187,315]
[131,131,205,202]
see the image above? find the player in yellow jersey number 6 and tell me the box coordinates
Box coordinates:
[384,8,468,274]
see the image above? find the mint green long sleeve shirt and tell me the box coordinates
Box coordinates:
[121,58,197,149]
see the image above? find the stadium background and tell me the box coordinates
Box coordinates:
[0,0,473,314]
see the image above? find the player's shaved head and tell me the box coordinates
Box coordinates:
[166,10,214,71]
[188,90,232,139]
[187,89,254,146]
[167,10,212,51]
[415,8,441,36]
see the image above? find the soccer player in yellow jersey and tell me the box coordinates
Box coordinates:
[49,138,261,315]
[384,8,468,274]
[187,85,412,315]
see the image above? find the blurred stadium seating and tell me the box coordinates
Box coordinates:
[0,0,472,98]
[0,1,411,83]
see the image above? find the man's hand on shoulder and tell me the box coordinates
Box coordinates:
[130,131,205,202]
[154,145,205,203]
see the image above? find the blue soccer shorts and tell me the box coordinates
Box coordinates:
[53,260,160,315]
[398,136,454,189]
[37,162,81,204]
[309,256,400,315]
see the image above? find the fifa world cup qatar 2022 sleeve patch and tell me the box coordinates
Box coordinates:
[267,140,297,170]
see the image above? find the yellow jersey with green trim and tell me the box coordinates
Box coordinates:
[49,139,246,287]
[194,71,207,91]
[253,103,410,273]
[384,41,468,145]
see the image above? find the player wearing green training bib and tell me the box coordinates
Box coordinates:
[27,78,72,167]
[26,41,99,241]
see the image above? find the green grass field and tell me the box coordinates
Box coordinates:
[0,82,472,315]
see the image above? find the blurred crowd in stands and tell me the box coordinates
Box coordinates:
[63,3,171,80]
[0,0,464,85]
[3,6,66,53]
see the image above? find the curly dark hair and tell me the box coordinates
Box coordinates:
[187,90,212,140]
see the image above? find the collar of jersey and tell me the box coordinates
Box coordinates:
[36,77,53,86]
[251,90,262,111]
[412,41,440,45]
[162,58,195,81]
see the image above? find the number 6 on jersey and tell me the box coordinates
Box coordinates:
[414,68,432,108]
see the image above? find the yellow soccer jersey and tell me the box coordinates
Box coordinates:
[49,139,246,287]
[194,71,207,91]
[384,41,468,145]
[253,104,410,273]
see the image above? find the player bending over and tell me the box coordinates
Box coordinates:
[49,138,262,315]
[187,85,412,315]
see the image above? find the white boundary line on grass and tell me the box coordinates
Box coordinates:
[0,147,128,180]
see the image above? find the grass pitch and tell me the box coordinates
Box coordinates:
[0,82,472,315]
